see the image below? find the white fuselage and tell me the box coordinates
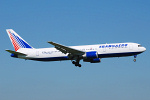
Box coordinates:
[16,42,146,61]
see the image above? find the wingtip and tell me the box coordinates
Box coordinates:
[47,41,53,43]
[5,49,9,51]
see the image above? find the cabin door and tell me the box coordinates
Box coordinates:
[36,51,39,56]
[103,47,106,52]
[129,44,132,50]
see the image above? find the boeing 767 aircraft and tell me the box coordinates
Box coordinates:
[6,29,146,67]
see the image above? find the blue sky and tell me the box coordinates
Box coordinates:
[0,0,150,100]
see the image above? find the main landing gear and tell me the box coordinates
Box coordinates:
[72,61,81,67]
[133,55,137,62]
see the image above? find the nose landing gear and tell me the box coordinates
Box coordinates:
[133,55,137,62]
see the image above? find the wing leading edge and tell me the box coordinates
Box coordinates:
[48,41,85,55]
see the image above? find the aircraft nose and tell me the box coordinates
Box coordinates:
[143,47,146,52]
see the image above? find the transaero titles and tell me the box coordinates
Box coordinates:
[42,51,53,54]
[99,44,128,48]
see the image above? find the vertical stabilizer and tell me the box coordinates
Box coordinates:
[6,29,33,51]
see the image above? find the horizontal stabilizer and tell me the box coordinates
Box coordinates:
[5,49,27,55]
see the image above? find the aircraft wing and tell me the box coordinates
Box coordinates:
[48,41,85,55]
[5,49,27,55]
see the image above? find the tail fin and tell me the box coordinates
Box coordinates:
[6,29,33,51]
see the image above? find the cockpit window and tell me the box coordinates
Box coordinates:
[138,45,142,47]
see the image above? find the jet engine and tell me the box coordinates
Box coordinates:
[83,58,101,63]
[83,51,98,59]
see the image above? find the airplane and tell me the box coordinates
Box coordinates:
[5,29,146,67]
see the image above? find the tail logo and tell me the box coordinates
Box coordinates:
[7,30,32,51]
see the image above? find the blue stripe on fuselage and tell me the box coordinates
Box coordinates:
[98,51,143,58]
[30,56,69,61]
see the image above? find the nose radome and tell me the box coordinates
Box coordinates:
[143,47,146,51]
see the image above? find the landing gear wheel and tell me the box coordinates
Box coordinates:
[75,63,78,66]
[78,64,81,67]
[133,59,136,62]
[72,59,82,67]
[73,61,82,67]
[72,61,76,64]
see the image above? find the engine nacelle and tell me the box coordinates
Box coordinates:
[83,58,101,63]
[83,51,98,59]
[90,58,101,63]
